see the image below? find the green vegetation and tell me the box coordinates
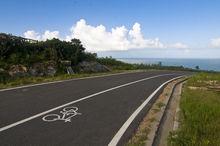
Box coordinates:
[126,127,150,146]
[168,73,220,146]
[187,72,220,87]
[0,33,97,69]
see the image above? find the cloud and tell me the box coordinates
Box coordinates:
[24,19,188,51]
[66,19,168,51]
[128,23,164,49]
[66,19,131,51]
[24,30,41,40]
[210,38,220,48]
[24,30,60,41]
[66,19,189,51]
[168,42,188,49]
[42,30,60,40]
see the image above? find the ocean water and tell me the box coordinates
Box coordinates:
[117,58,220,72]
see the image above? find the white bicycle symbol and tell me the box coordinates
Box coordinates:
[42,106,81,122]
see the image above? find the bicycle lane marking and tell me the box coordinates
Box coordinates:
[0,73,176,132]
[42,106,81,122]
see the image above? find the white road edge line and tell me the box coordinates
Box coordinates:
[108,75,185,146]
[0,73,175,132]
[0,71,143,92]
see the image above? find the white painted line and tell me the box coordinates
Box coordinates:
[0,70,143,92]
[108,75,184,146]
[0,73,175,132]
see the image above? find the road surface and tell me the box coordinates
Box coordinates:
[0,71,187,146]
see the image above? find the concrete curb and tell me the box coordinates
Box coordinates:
[148,78,187,146]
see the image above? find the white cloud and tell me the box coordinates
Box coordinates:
[210,38,220,48]
[128,23,164,49]
[23,30,41,40]
[168,42,188,49]
[66,19,168,51]
[24,30,60,41]
[42,30,60,40]
[66,19,188,51]
[66,19,130,51]
[23,19,188,51]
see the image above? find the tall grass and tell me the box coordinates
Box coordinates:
[168,73,220,146]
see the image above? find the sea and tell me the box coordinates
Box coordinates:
[117,58,220,72]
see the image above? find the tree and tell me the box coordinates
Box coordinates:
[195,66,200,70]
[70,39,85,65]
[43,48,58,61]
[0,33,98,72]
[158,61,162,66]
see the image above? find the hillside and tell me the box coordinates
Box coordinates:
[0,33,97,70]
[0,33,196,86]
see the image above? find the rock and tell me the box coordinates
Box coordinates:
[46,66,56,76]
[78,61,111,73]
[29,63,44,76]
[29,61,57,76]
[8,65,28,77]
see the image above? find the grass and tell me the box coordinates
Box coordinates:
[187,72,220,87]
[168,72,220,146]
[156,101,166,108]
[0,70,132,89]
[125,127,150,146]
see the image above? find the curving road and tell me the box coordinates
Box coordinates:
[0,71,187,146]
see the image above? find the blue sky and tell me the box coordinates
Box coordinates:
[1,0,220,58]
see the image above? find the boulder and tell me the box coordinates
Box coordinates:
[78,61,111,73]
[46,66,56,76]
[29,63,43,76]
[8,65,28,77]
[29,61,57,76]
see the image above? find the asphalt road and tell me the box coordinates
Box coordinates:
[0,71,187,146]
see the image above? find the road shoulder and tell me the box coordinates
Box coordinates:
[0,70,143,91]
[125,78,185,146]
